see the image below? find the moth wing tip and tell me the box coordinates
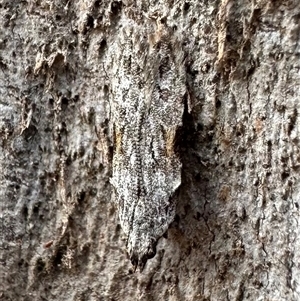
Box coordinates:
[129,240,157,272]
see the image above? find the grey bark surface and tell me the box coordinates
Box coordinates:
[1,0,300,300]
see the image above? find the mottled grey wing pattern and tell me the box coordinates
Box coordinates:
[110,22,186,270]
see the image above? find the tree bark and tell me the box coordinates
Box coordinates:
[1,0,300,300]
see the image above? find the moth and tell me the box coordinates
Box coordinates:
[110,21,186,270]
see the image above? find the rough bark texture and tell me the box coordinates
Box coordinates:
[1,0,300,300]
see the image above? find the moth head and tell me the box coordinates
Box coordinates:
[128,235,157,272]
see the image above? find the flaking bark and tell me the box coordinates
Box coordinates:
[1,0,300,300]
